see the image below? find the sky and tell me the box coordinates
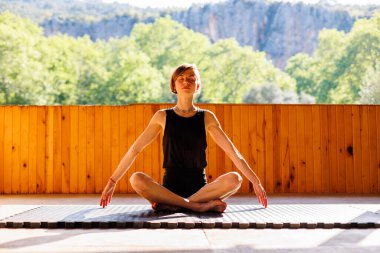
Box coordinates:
[101,0,380,8]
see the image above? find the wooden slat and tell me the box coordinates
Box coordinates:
[0,107,5,194]
[288,106,298,193]
[304,106,314,193]
[94,106,103,193]
[361,106,370,193]
[352,106,362,193]
[86,106,95,193]
[264,105,274,193]
[319,106,329,193]
[328,106,338,193]
[143,105,153,182]
[119,106,128,193]
[296,106,306,193]
[248,105,257,194]
[151,104,161,184]
[377,106,380,193]
[134,105,144,184]
[238,105,249,189]
[53,106,62,193]
[368,106,378,193]
[273,105,282,192]
[312,106,321,193]
[36,107,46,193]
[78,106,87,194]
[111,106,120,193]
[336,105,346,193]
[256,105,266,190]
[61,106,70,193]
[223,105,234,185]
[28,106,37,193]
[4,107,12,193]
[232,105,242,192]
[126,105,137,192]
[344,105,354,193]
[102,106,111,192]
[69,106,79,193]
[12,106,21,193]
[280,106,290,192]
[206,105,217,183]
[215,104,225,183]
[20,106,29,193]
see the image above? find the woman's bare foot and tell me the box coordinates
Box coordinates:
[193,199,227,213]
[152,202,182,212]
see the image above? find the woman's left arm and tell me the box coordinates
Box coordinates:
[205,110,267,208]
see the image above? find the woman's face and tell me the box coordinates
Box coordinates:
[174,69,200,95]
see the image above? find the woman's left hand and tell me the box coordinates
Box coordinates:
[253,182,268,208]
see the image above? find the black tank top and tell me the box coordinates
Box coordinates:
[162,108,207,172]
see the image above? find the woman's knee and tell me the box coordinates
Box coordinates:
[129,172,149,191]
[221,172,243,191]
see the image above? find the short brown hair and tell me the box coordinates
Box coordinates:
[170,63,201,94]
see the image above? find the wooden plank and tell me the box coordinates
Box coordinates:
[143,105,153,183]
[151,104,161,184]
[53,106,62,193]
[344,105,355,193]
[296,105,306,193]
[78,106,87,194]
[247,105,257,194]
[102,106,111,192]
[232,105,242,192]
[327,106,338,193]
[86,106,95,193]
[256,105,266,190]
[12,106,21,193]
[215,104,225,182]
[288,105,298,193]
[304,106,314,193]
[264,105,274,193]
[239,105,250,193]
[28,106,37,193]
[223,105,234,181]
[61,106,70,193]
[207,104,218,183]
[111,106,120,193]
[361,106,370,193]
[118,106,128,193]
[3,107,12,193]
[69,106,79,193]
[0,106,4,193]
[126,105,136,192]
[368,106,378,193]
[36,107,46,193]
[336,105,346,193]
[94,106,103,193]
[20,106,29,193]
[273,105,282,192]
[311,106,321,193]
[280,106,290,193]
[319,105,329,193]
[134,105,144,191]
[352,106,362,193]
[377,106,380,193]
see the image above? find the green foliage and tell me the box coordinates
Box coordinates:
[243,83,315,104]
[286,13,380,104]
[0,12,299,105]
[360,66,380,104]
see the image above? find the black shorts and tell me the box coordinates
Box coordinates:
[163,168,207,198]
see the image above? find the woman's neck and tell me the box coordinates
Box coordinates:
[176,96,196,111]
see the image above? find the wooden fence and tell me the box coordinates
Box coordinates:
[0,104,379,194]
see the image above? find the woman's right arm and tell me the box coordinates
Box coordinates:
[110,110,164,183]
[100,110,164,208]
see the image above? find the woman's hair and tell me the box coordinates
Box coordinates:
[170,63,201,95]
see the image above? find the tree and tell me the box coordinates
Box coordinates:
[360,66,380,104]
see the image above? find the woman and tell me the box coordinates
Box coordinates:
[100,63,267,212]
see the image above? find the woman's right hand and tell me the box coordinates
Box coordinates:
[100,179,116,208]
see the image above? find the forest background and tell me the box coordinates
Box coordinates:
[0,0,380,105]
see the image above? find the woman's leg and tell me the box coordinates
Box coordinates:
[188,172,243,203]
[129,172,226,212]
